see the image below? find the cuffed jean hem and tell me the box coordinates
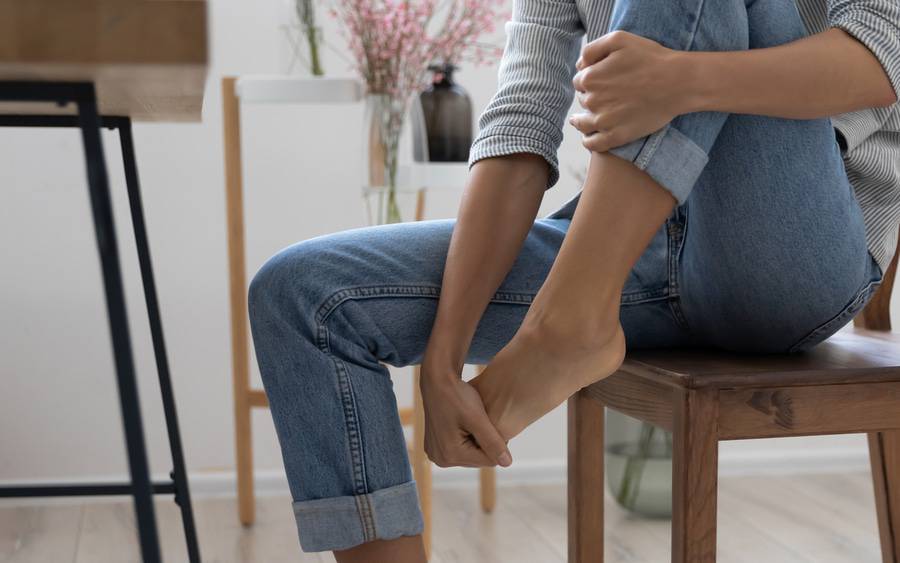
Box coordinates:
[292,481,424,552]
[610,124,710,205]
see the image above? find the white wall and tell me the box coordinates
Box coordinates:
[1,0,897,490]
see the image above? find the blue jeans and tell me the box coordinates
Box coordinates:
[248,0,883,553]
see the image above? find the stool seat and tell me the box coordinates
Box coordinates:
[620,328,900,390]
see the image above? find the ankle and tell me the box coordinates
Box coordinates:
[523,300,622,352]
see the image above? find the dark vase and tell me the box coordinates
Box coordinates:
[419,64,473,162]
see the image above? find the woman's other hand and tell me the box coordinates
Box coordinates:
[419,363,512,469]
[569,31,690,152]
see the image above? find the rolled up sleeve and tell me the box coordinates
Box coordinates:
[468,0,584,189]
[830,0,900,99]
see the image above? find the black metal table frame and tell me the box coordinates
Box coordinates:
[0,81,200,563]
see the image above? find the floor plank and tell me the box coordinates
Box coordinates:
[0,504,82,563]
[0,472,886,562]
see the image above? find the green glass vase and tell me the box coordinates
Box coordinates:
[605,409,673,518]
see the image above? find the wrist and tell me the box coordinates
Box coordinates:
[421,341,466,380]
[671,50,714,114]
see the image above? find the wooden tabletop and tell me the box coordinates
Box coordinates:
[0,0,208,122]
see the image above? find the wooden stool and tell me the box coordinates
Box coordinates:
[222,77,496,556]
[568,229,900,563]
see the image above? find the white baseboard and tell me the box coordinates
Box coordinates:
[187,446,871,498]
[0,448,872,503]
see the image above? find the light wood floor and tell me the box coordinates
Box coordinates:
[0,472,884,562]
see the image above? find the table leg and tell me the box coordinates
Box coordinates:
[76,86,162,563]
[118,118,201,562]
[223,76,255,526]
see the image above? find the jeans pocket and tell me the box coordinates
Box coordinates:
[787,278,882,353]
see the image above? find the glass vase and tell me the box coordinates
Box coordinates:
[362,94,427,225]
[419,64,473,162]
[605,409,673,518]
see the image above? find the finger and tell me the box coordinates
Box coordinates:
[436,434,494,468]
[583,130,620,153]
[572,68,587,93]
[466,414,513,467]
[457,436,499,467]
[572,63,606,93]
[569,113,602,136]
[577,30,629,69]
[576,91,596,111]
[429,426,495,468]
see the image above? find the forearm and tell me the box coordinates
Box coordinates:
[423,154,546,376]
[681,29,897,119]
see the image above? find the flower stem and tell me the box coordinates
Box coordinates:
[615,423,657,509]
[297,0,324,76]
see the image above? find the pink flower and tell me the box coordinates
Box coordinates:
[332,0,507,107]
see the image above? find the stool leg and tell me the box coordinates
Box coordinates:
[222,76,256,527]
[869,430,900,563]
[76,89,161,563]
[568,391,604,563]
[118,119,201,562]
[412,365,432,556]
[479,467,496,513]
[671,389,719,563]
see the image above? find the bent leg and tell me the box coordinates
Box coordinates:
[678,0,883,353]
[606,0,750,204]
[473,0,756,440]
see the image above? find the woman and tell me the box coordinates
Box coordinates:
[248,0,900,560]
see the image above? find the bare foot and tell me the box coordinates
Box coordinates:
[471,319,625,441]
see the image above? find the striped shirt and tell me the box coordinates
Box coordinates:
[470,0,900,271]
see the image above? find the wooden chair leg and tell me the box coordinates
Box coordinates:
[413,365,432,556]
[223,76,255,526]
[480,467,496,513]
[568,391,605,563]
[671,389,719,563]
[869,430,900,563]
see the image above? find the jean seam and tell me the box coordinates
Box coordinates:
[787,278,883,353]
[316,285,443,324]
[635,127,669,169]
[629,136,651,166]
[621,287,670,304]
[315,280,681,330]
[316,321,372,539]
[292,481,419,512]
[315,284,542,325]
[666,211,691,331]
[358,492,376,541]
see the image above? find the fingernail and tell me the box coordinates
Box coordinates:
[499,452,512,467]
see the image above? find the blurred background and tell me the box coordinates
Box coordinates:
[1,1,899,560]
[2,0,897,500]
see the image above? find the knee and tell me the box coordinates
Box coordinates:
[611,0,749,53]
[248,241,326,334]
[248,249,288,329]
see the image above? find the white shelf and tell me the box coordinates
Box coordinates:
[233,74,470,190]
[235,75,363,104]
